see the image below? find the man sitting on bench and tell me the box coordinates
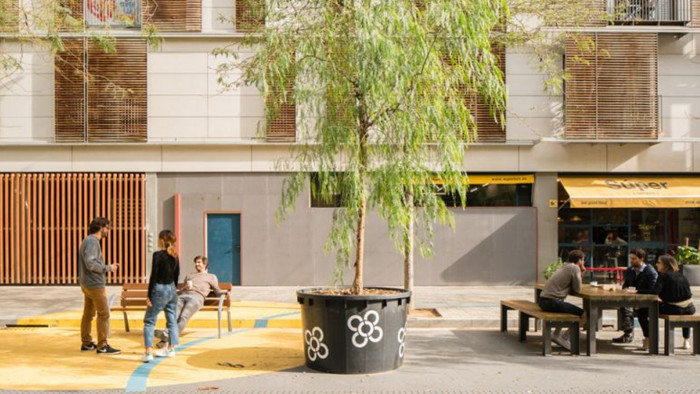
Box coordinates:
[155,255,223,348]
[538,249,587,351]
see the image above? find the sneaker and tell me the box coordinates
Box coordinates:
[612,333,634,344]
[154,329,169,342]
[80,342,97,351]
[552,330,571,351]
[155,340,168,349]
[141,353,154,363]
[154,348,175,358]
[682,339,691,350]
[638,337,649,351]
[96,344,121,355]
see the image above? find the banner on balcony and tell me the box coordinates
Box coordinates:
[86,0,141,27]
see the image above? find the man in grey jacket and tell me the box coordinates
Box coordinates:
[79,217,120,355]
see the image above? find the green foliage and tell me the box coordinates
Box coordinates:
[544,259,564,280]
[223,0,507,291]
[677,245,700,266]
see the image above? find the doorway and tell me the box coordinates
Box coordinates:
[205,213,241,285]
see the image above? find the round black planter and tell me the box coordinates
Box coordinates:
[296,287,411,374]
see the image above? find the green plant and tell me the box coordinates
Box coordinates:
[544,259,565,280]
[676,245,700,266]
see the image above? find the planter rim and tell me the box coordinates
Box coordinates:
[297,286,411,301]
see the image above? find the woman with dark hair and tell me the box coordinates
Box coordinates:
[142,230,180,362]
[638,254,694,350]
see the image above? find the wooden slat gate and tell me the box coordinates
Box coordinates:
[0,173,146,285]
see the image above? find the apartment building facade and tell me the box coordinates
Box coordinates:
[1,0,700,287]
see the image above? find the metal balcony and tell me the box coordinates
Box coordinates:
[607,0,691,25]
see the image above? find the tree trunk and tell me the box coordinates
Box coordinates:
[403,188,414,313]
[352,192,366,294]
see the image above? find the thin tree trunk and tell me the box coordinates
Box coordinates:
[352,193,366,294]
[403,187,414,313]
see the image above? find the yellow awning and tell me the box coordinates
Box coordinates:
[559,176,700,208]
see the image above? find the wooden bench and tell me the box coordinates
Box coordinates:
[109,282,233,338]
[662,314,700,356]
[501,299,580,356]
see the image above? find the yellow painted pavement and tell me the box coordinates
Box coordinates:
[0,326,304,391]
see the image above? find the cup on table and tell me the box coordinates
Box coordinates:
[627,286,636,292]
[186,280,193,289]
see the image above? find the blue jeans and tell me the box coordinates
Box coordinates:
[538,296,584,317]
[143,283,179,348]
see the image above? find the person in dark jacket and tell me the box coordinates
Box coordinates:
[612,248,658,348]
[637,255,695,350]
[142,230,180,362]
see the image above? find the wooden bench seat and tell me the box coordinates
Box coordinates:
[662,314,700,356]
[500,299,580,356]
[109,282,233,338]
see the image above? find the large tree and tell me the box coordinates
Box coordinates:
[220,0,507,294]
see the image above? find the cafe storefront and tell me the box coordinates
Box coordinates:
[556,176,700,282]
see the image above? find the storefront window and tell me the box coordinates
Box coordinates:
[440,183,533,207]
[630,209,663,243]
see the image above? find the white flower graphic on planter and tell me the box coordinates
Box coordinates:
[347,310,384,348]
[397,326,407,358]
[304,327,329,361]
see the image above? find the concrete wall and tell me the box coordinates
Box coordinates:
[157,173,537,286]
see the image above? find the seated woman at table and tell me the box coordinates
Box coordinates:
[538,249,588,351]
[637,255,694,350]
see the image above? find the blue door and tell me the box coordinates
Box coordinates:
[206,213,241,285]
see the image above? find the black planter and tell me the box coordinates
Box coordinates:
[297,287,411,374]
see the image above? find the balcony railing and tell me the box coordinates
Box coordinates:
[607,0,691,24]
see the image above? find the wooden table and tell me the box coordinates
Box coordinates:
[535,284,659,356]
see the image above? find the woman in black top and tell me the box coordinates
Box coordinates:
[142,230,180,362]
[653,255,694,350]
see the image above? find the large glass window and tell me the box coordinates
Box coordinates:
[441,183,532,207]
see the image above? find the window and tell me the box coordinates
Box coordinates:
[440,183,533,207]
[55,38,147,142]
[144,0,201,32]
[564,33,658,139]
[235,0,264,32]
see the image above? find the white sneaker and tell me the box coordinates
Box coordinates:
[552,329,571,351]
[141,353,153,363]
[638,338,649,351]
[682,339,691,350]
[155,348,176,358]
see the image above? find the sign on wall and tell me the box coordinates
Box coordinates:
[85,0,141,27]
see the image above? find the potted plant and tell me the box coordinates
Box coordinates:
[220,0,506,374]
[677,242,700,286]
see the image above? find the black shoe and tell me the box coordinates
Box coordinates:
[96,344,121,355]
[80,342,97,351]
[612,333,634,344]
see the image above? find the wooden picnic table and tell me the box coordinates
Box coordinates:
[535,283,659,356]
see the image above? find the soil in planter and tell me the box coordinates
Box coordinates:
[312,288,404,296]
[409,308,441,318]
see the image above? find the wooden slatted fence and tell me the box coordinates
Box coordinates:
[565,33,658,139]
[0,173,146,285]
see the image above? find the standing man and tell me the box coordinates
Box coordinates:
[538,249,588,351]
[154,256,223,348]
[79,217,121,355]
[612,248,658,349]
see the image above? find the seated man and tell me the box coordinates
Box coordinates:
[612,248,658,349]
[155,255,223,348]
[538,249,587,351]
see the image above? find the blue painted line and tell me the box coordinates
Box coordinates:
[254,311,300,328]
[125,329,251,393]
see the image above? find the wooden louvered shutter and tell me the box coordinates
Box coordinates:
[565,33,658,139]
[693,0,700,26]
[266,77,296,142]
[0,0,19,32]
[87,38,147,142]
[56,0,83,31]
[55,38,86,142]
[235,0,264,32]
[144,0,201,32]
